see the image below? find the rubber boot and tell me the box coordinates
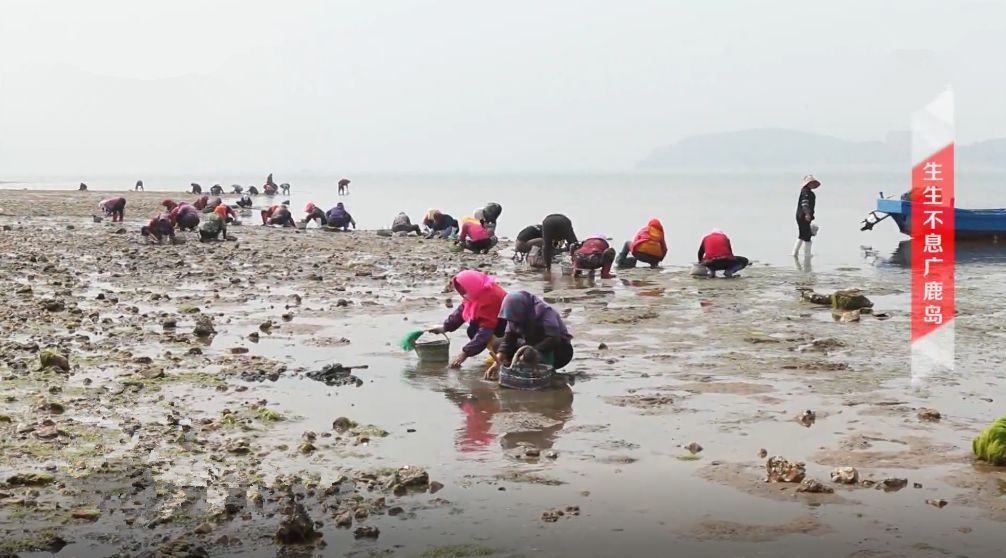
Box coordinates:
[803,240,812,256]
[792,239,804,257]
[616,242,631,268]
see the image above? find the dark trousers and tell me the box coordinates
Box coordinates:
[704,256,749,273]
[392,224,421,234]
[617,241,661,268]
[574,248,616,276]
[797,215,813,241]
[541,214,574,269]
[178,212,199,231]
[465,238,493,253]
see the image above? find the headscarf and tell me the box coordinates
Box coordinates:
[161,199,176,209]
[802,174,820,188]
[336,202,345,209]
[709,228,725,236]
[305,202,316,213]
[473,208,485,221]
[499,290,536,326]
[647,218,663,231]
[451,270,505,325]
[425,209,440,221]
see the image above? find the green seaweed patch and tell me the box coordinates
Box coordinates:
[177,304,200,314]
[0,528,64,553]
[162,371,225,388]
[421,544,496,558]
[973,415,1006,465]
[255,407,284,422]
[352,424,389,438]
[675,453,701,461]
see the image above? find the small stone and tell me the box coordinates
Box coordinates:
[229,347,249,355]
[353,526,379,539]
[335,512,353,528]
[524,448,541,458]
[545,450,558,459]
[917,408,942,421]
[796,479,834,494]
[299,442,316,455]
[71,507,101,521]
[336,299,350,308]
[766,456,806,483]
[757,448,768,458]
[429,481,444,494]
[388,506,404,516]
[797,410,816,427]
[877,478,908,492]
[830,467,859,485]
[598,343,608,350]
[162,319,177,329]
[926,498,948,508]
[913,482,923,489]
[139,368,164,380]
[6,471,55,486]
[259,321,273,332]
[685,442,703,454]
[332,417,356,431]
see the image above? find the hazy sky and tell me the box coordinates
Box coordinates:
[1,0,1004,174]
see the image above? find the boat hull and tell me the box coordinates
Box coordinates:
[875,198,1006,242]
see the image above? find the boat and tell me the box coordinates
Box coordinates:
[861,192,1006,242]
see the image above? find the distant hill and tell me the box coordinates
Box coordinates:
[637,128,1006,171]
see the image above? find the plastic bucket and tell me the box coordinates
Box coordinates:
[499,363,556,391]
[414,334,450,362]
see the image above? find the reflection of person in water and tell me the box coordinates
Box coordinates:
[440,378,573,453]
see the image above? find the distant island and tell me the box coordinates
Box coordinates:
[637,128,1006,172]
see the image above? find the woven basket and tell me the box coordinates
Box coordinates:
[414,334,450,362]
[499,363,555,391]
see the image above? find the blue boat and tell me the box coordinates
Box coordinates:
[861,192,1006,242]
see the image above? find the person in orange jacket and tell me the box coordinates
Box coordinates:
[617,218,667,269]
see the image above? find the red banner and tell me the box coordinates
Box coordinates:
[910,143,954,343]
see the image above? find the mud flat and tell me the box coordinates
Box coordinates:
[1,190,1005,557]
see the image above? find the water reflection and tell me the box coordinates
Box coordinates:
[402,363,574,453]
[619,279,664,297]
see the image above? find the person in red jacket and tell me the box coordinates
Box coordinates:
[572,235,616,278]
[698,229,749,278]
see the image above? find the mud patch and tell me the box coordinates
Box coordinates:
[696,462,852,505]
[686,515,831,542]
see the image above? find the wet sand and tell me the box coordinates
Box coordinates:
[1,190,1005,557]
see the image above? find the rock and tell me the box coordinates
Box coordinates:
[133,356,153,364]
[229,347,249,355]
[926,498,948,508]
[429,481,444,494]
[797,410,816,427]
[34,422,62,439]
[162,319,177,329]
[832,289,874,311]
[259,321,273,332]
[541,509,565,522]
[833,309,861,323]
[765,456,806,483]
[524,447,541,458]
[38,401,65,414]
[913,482,923,489]
[757,448,768,458]
[388,506,404,516]
[139,368,164,379]
[15,284,31,295]
[275,498,315,545]
[545,450,558,459]
[6,471,55,486]
[39,349,70,372]
[227,440,251,455]
[194,522,214,534]
[918,408,942,421]
[877,478,908,492]
[830,467,859,484]
[42,299,65,312]
[298,442,316,455]
[336,299,350,308]
[685,442,703,454]
[193,315,216,337]
[598,343,608,350]
[334,512,353,528]
[796,479,834,494]
[71,507,101,520]
[397,465,430,488]
[353,526,379,539]
[332,417,357,431]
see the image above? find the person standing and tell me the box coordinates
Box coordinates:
[793,175,820,257]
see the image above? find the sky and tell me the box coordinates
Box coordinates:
[1,0,1004,174]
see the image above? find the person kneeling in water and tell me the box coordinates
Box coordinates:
[572,235,616,278]
[485,291,574,380]
[698,229,749,277]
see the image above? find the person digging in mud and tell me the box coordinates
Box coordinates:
[338,178,350,195]
[428,270,508,368]
[541,214,578,272]
[280,183,291,196]
[481,202,502,237]
[134,179,144,191]
[160,198,178,211]
[230,184,243,195]
[78,182,88,191]
[140,213,176,244]
[263,182,278,196]
[303,202,327,226]
[210,184,224,196]
[190,183,202,194]
[617,218,667,269]
[199,210,227,242]
[98,196,127,222]
[698,229,749,278]
[213,202,236,223]
[193,195,210,211]
[248,185,259,196]
[457,215,494,253]
[326,202,356,231]
[423,210,458,239]
[170,202,200,231]
[571,234,616,278]
[515,224,543,256]
[201,196,224,213]
[261,203,295,227]
[391,212,421,234]
[485,290,574,380]
[793,174,820,258]
[236,194,253,209]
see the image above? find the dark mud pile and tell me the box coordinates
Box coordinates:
[1,191,1005,557]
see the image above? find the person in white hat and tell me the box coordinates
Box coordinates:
[793,174,820,257]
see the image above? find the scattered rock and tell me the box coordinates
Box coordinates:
[6,471,56,486]
[193,315,216,337]
[429,481,444,494]
[194,522,214,534]
[876,478,908,492]
[830,467,859,485]
[765,456,806,483]
[685,442,703,454]
[71,507,101,521]
[335,512,353,528]
[332,417,357,431]
[796,479,834,494]
[39,349,70,372]
[917,408,942,421]
[797,410,816,427]
[275,497,316,545]
[926,498,948,508]
[757,448,768,458]
[353,526,379,539]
